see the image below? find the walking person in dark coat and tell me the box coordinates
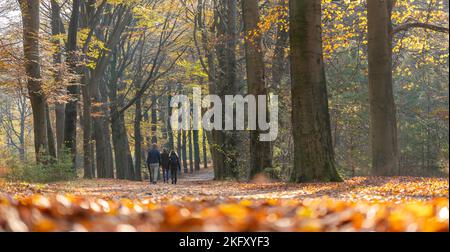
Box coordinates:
[169,150,181,185]
[146,144,161,184]
[161,149,170,183]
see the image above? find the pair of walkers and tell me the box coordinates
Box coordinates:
[146,144,181,184]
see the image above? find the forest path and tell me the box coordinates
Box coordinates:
[0,176,448,232]
[1,175,448,203]
[179,167,214,182]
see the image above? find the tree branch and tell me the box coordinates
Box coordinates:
[393,22,449,34]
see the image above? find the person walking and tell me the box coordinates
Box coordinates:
[161,148,170,183]
[146,143,161,184]
[169,150,181,185]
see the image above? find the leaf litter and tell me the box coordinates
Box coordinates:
[0,175,448,232]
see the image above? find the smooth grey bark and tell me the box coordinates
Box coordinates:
[367,0,399,176]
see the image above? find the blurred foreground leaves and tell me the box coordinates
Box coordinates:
[0,176,448,232]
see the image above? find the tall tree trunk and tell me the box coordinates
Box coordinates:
[92,78,114,179]
[177,129,182,175]
[111,112,134,180]
[81,73,93,178]
[367,0,399,176]
[188,128,194,173]
[90,129,96,176]
[19,97,26,161]
[55,107,65,155]
[134,95,143,181]
[167,91,174,151]
[211,2,225,180]
[226,0,238,92]
[177,129,182,157]
[151,95,158,144]
[46,104,57,158]
[272,0,288,92]
[212,0,239,180]
[93,119,106,178]
[50,0,65,157]
[182,130,188,173]
[202,130,208,169]
[126,142,135,180]
[193,129,201,171]
[64,0,81,168]
[87,4,131,179]
[242,0,273,179]
[103,110,115,178]
[224,0,240,179]
[18,0,48,162]
[289,0,342,182]
[108,50,134,180]
[197,0,215,172]
[79,1,95,178]
[110,88,135,180]
[99,81,115,179]
[160,95,167,144]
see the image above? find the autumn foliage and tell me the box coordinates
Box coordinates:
[1,176,448,232]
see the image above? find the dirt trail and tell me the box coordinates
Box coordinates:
[0,175,448,232]
[179,167,214,182]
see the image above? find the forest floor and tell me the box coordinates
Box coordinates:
[0,168,448,232]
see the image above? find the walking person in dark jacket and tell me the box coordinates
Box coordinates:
[146,144,161,184]
[161,149,170,183]
[169,151,181,185]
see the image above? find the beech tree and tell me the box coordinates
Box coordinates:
[367,0,399,176]
[289,0,341,182]
[2,0,448,183]
[242,0,273,180]
[64,0,81,168]
[18,0,48,162]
